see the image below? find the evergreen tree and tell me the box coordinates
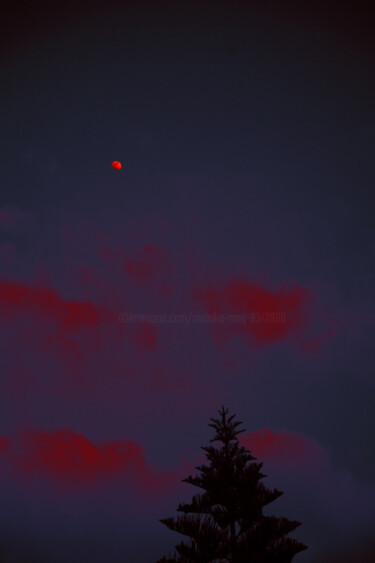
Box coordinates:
[157,405,307,562]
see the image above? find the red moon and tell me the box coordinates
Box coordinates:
[112,161,122,170]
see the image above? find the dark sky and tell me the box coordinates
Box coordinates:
[0,1,374,561]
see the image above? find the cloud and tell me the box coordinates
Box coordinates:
[0,427,331,503]
[0,436,9,454]
[135,323,158,351]
[0,277,110,330]
[124,244,173,288]
[61,220,333,358]
[191,278,314,348]
[0,277,162,401]
[0,429,192,499]
[0,423,373,563]
[97,240,176,298]
[241,428,329,472]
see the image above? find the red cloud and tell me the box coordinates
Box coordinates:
[240,428,328,470]
[97,240,175,297]
[0,278,114,395]
[17,429,144,483]
[0,277,162,400]
[192,279,312,347]
[124,244,175,293]
[135,323,158,352]
[0,278,110,330]
[125,244,163,279]
[0,429,189,498]
[0,436,9,454]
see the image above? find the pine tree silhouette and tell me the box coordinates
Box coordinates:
[157,405,308,562]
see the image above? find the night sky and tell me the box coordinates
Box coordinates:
[1,1,374,561]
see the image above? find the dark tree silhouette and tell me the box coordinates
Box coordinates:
[157,405,307,562]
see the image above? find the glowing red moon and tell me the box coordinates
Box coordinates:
[112,161,122,170]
